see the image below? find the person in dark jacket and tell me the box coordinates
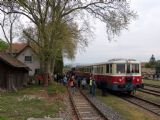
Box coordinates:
[101,81,107,96]
[91,79,96,97]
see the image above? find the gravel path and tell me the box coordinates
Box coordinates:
[82,89,124,120]
[58,92,74,120]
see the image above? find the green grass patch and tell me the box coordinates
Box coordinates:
[143,79,160,86]
[0,83,67,120]
[47,83,66,94]
[96,90,159,120]
[136,91,160,104]
[0,116,9,120]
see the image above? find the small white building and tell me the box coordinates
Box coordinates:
[9,43,40,76]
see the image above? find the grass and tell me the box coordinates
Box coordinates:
[136,91,160,104]
[143,79,160,86]
[47,83,66,94]
[0,83,67,120]
[96,90,159,120]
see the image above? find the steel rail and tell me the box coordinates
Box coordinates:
[67,87,81,120]
[138,89,160,97]
[143,88,160,93]
[144,83,160,88]
[132,95,160,108]
[120,95,160,116]
[79,89,109,120]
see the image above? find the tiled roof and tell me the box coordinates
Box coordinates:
[7,43,27,53]
[0,52,29,70]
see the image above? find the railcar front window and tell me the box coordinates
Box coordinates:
[127,64,131,73]
[132,64,139,73]
[117,64,125,74]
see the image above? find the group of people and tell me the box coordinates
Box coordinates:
[54,72,96,96]
[67,74,97,96]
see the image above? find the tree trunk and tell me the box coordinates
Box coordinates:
[50,57,55,81]
[43,59,51,87]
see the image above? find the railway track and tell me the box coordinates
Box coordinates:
[144,83,160,88]
[68,88,108,120]
[138,88,160,97]
[138,83,160,96]
[121,95,160,116]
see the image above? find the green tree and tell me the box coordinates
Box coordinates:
[155,60,160,74]
[0,0,136,86]
[150,54,156,64]
[0,38,8,51]
[145,54,156,68]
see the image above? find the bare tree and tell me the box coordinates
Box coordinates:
[0,5,21,54]
[0,0,136,86]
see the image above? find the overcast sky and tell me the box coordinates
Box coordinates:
[0,1,160,65]
[64,0,160,65]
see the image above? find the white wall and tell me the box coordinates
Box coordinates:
[16,47,40,76]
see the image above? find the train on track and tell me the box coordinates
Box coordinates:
[74,59,144,94]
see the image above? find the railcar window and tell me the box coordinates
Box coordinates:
[110,64,112,73]
[127,64,131,73]
[132,64,139,73]
[106,64,109,73]
[91,67,93,73]
[117,64,125,74]
[101,67,103,74]
[95,67,98,73]
[98,67,100,73]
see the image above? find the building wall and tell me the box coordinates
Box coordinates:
[0,62,8,89]
[0,61,29,90]
[16,47,40,76]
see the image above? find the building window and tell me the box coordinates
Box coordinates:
[35,69,40,75]
[25,56,32,62]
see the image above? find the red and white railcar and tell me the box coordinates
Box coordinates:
[75,59,144,94]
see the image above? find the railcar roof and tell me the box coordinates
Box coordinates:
[76,58,140,67]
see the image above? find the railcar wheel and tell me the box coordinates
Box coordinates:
[127,91,132,95]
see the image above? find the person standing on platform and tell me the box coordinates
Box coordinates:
[89,76,93,94]
[91,78,96,97]
[81,77,87,89]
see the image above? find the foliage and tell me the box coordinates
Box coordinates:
[145,63,155,68]
[145,54,156,68]
[0,0,136,86]
[54,54,64,74]
[149,54,156,63]
[0,38,8,51]
[155,60,160,74]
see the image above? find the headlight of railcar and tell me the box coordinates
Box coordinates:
[118,79,122,82]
